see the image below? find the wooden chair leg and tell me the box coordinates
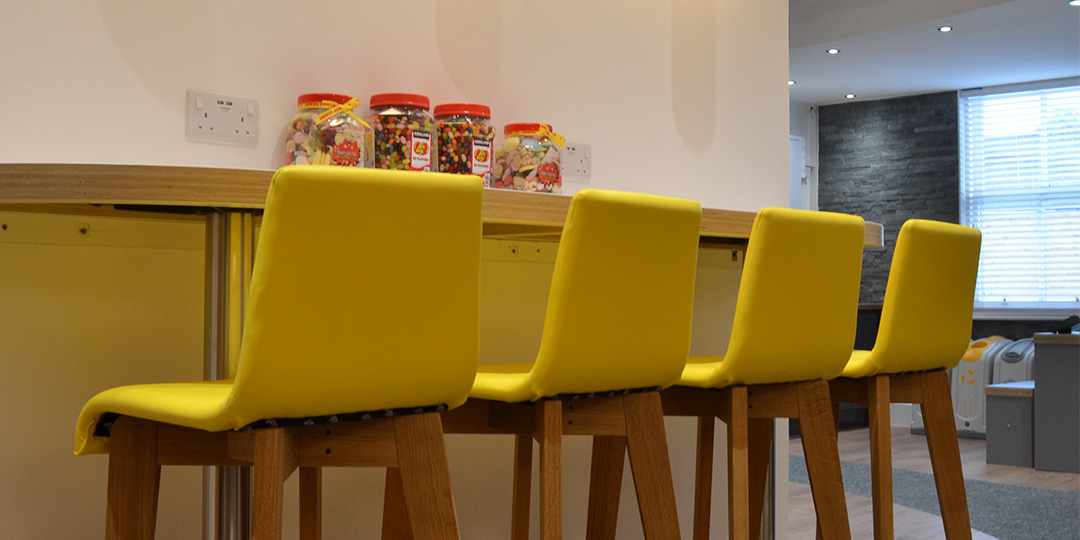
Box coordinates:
[300,467,322,540]
[815,399,842,540]
[253,428,299,540]
[395,413,460,540]
[868,375,894,540]
[727,387,751,540]
[623,392,680,540]
[586,435,626,540]
[382,468,413,540]
[694,415,716,540]
[747,418,773,540]
[512,433,534,540]
[537,400,563,540]
[919,370,973,540]
[106,417,161,540]
[796,381,851,540]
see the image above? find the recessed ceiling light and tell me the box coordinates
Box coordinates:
[939,25,954,32]
[1070,0,1080,7]
[827,48,840,55]
[845,94,856,99]
[788,80,796,86]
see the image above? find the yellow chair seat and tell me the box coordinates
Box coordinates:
[659,207,866,540]
[837,349,875,379]
[677,356,725,388]
[449,188,702,540]
[469,363,534,402]
[75,380,235,454]
[74,166,485,540]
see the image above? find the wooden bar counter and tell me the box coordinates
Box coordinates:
[0,163,884,246]
[0,163,883,540]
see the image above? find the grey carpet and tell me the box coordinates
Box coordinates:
[789,455,1080,540]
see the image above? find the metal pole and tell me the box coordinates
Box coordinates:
[204,211,255,540]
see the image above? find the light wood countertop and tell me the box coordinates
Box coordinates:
[0,163,885,247]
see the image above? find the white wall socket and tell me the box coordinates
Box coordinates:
[186,89,259,146]
[562,141,592,181]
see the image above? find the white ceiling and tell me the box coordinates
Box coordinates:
[788,0,1080,105]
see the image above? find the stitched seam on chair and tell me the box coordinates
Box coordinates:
[89,403,450,438]
[537,385,661,401]
[235,403,449,431]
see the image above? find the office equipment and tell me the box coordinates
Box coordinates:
[985,381,1034,467]
[1033,333,1080,473]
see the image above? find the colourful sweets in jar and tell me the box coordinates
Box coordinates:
[434,103,496,184]
[368,93,436,171]
[493,123,566,193]
[286,93,370,166]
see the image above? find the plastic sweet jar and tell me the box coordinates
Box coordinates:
[368,93,436,171]
[492,123,565,193]
[433,103,496,184]
[286,93,370,166]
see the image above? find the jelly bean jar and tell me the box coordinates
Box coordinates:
[368,93,436,171]
[286,93,370,166]
[434,103,495,184]
[493,123,565,193]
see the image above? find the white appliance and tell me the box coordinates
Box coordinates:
[992,337,1035,383]
[911,336,1013,438]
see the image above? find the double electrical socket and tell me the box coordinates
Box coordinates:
[186,89,259,146]
[562,141,592,181]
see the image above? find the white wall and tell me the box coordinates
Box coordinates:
[0,1,791,539]
[0,0,789,211]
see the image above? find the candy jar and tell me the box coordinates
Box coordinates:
[492,123,565,193]
[433,103,496,184]
[368,93,436,171]
[286,93,370,166]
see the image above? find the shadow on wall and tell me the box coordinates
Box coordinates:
[436,0,501,104]
[97,0,215,106]
[672,0,715,153]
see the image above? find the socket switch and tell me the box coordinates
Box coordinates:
[186,89,259,146]
[561,141,592,181]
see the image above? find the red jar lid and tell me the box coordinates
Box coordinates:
[297,93,355,107]
[369,93,430,110]
[504,123,552,135]
[433,103,491,118]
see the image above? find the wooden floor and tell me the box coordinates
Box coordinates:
[786,426,1080,540]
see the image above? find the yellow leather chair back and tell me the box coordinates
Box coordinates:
[861,219,982,374]
[222,166,484,428]
[718,208,865,386]
[528,189,702,397]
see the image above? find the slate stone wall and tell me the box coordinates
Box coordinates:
[818,91,959,303]
[817,91,1056,340]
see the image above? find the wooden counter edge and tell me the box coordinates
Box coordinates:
[1033,333,1080,345]
[985,380,1035,398]
[0,163,884,247]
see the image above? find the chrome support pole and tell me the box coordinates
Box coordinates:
[203,210,256,540]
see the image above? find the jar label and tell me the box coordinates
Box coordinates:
[538,162,560,186]
[410,131,432,171]
[471,139,493,179]
[331,140,362,166]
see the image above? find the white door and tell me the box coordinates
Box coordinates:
[789,135,806,209]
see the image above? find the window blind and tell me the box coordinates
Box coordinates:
[959,80,1080,316]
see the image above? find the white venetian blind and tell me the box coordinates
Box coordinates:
[959,80,1080,315]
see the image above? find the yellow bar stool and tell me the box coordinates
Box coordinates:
[827,219,981,540]
[74,166,484,540]
[649,207,866,540]
[437,188,702,540]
